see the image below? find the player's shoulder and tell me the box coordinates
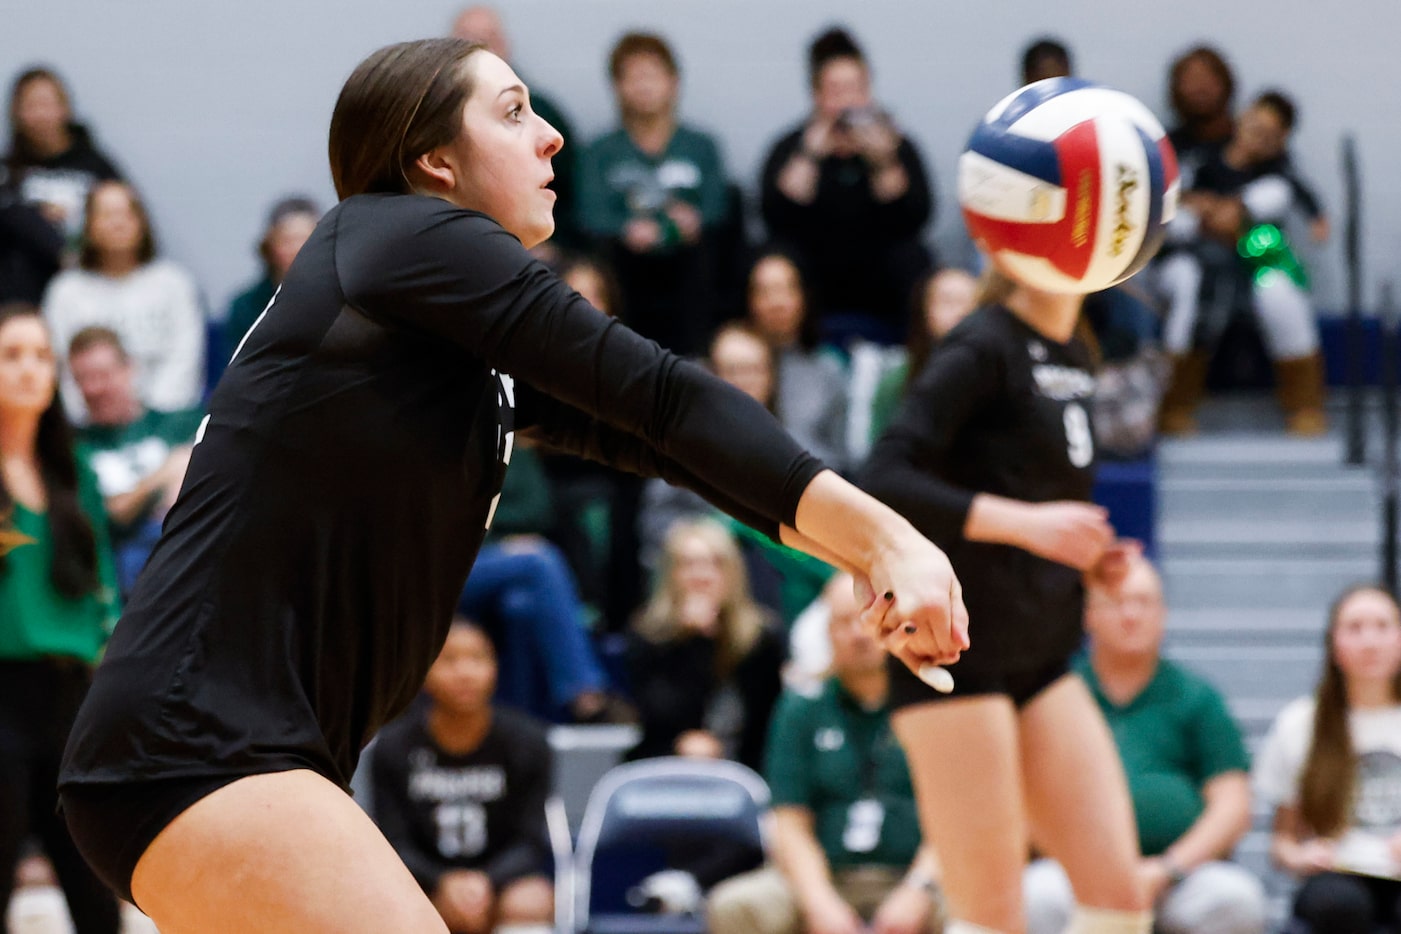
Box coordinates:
[939,304,1019,357]
[335,193,509,242]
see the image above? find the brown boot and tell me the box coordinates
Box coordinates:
[1274,352,1329,435]
[1158,351,1211,435]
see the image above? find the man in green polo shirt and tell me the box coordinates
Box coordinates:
[68,326,202,595]
[1024,555,1266,934]
[708,573,943,934]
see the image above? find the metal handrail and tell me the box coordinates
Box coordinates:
[1342,135,1367,465]
[1381,281,1397,592]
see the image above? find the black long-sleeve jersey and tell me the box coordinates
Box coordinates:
[862,305,1097,678]
[371,706,551,893]
[60,193,823,791]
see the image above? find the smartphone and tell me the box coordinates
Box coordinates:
[837,106,882,131]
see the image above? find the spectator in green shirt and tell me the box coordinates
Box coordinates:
[219,196,320,381]
[68,325,202,596]
[577,31,728,356]
[1024,555,1266,934]
[708,573,943,934]
[0,302,121,932]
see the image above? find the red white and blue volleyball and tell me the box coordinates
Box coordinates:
[958,78,1179,294]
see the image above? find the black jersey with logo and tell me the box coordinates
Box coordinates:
[863,304,1097,677]
[61,193,822,790]
[371,706,551,892]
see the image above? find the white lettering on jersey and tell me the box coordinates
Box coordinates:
[484,370,517,530]
[1031,363,1096,401]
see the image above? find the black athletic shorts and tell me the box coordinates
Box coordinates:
[887,654,1072,711]
[59,773,245,904]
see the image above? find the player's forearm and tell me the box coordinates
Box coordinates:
[791,470,926,578]
[778,524,857,575]
[964,493,1035,548]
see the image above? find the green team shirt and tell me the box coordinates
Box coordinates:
[0,456,120,663]
[1075,656,1250,856]
[764,680,920,868]
[78,408,205,502]
[576,125,728,245]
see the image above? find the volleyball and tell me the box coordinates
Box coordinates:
[958,77,1179,294]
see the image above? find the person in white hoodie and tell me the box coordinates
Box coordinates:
[42,179,204,420]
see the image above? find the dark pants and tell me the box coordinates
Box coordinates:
[0,659,120,933]
[1291,871,1401,934]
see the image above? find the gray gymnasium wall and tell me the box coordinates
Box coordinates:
[7,0,1397,317]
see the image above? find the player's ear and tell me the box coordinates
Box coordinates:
[411,146,457,193]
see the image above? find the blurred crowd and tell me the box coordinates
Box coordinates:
[3,8,1387,934]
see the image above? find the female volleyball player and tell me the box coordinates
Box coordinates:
[56,39,966,934]
[863,271,1150,934]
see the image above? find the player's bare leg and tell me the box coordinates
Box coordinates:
[129,769,448,934]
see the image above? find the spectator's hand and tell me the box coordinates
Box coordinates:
[434,870,493,932]
[156,446,193,513]
[853,117,901,170]
[498,534,549,555]
[1136,857,1174,903]
[673,729,724,759]
[1201,197,1245,242]
[1287,838,1337,875]
[664,201,702,244]
[622,217,662,253]
[678,592,721,637]
[1016,502,1114,571]
[801,116,838,160]
[1310,216,1331,244]
[36,201,68,228]
[1085,539,1143,591]
[861,536,969,672]
[871,879,933,934]
[799,886,865,934]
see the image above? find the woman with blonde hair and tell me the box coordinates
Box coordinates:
[1255,585,1401,932]
[628,517,785,768]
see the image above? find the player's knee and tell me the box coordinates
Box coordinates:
[946,921,1012,934]
[496,875,553,924]
[1067,906,1153,934]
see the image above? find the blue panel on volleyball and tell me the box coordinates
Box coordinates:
[992,77,1096,127]
[966,122,1062,187]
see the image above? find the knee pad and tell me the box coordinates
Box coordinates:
[946,922,1008,934]
[1068,906,1153,934]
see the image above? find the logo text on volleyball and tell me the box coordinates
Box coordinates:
[1071,169,1092,247]
[1109,164,1139,257]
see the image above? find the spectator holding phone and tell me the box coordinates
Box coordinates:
[760,27,934,346]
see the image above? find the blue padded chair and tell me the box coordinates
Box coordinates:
[572,757,770,934]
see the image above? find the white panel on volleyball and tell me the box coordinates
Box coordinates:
[1086,113,1152,288]
[957,150,1067,224]
[1005,86,1168,143]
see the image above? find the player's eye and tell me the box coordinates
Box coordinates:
[507,103,523,123]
